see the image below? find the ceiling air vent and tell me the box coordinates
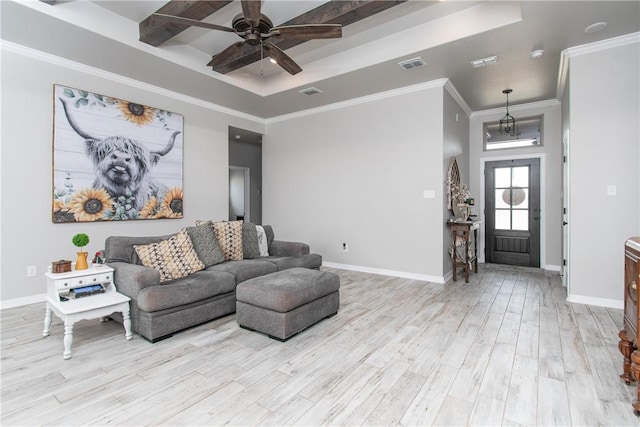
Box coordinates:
[299,87,322,96]
[398,57,425,70]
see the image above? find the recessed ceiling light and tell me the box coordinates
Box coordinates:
[585,21,607,33]
[530,49,544,59]
[470,55,497,68]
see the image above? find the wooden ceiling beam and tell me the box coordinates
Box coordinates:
[211,0,406,74]
[139,1,233,47]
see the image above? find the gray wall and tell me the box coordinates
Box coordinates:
[229,139,263,224]
[0,47,264,305]
[443,89,470,275]
[263,83,448,280]
[565,38,640,305]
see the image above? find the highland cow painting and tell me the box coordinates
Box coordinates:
[52,85,184,223]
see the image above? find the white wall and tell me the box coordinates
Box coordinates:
[263,83,447,281]
[565,37,640,306]
[0,46,264,306]
[469,101,563,270]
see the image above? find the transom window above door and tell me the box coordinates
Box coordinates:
[484,115,543,151]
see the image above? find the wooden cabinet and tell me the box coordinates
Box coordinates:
[619,237,640,416]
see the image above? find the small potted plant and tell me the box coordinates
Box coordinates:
[72,233,90,270]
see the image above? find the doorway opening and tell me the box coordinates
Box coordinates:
[228,126,263,224]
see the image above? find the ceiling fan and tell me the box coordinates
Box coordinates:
[153,0,343,75]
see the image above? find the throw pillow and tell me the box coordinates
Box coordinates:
[256,225,269,256]
[134,229,205,283]
[212,221,244,261]
[185,222,225,267]
[242,222,261,259]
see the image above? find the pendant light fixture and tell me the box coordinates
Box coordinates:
[499,88,516,135]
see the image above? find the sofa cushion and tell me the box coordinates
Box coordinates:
[262,254,322,271]
[242,222,261,259]
[105,234,174,264]
[212,221,244,261]
[137,270,236,312]
[134,229,205,283]
[207,259,277,284]
[185,222,225,267]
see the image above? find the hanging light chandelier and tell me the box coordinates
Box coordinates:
[499,88,516,135]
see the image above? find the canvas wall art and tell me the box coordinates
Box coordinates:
[52,85,184,223]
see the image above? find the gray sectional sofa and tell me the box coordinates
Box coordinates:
[104,224,321,342]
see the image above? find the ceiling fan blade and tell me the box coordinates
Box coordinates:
[152,13,236,33]
[263,42,302,75]
[207,41,246,68]
[271,24,342,40]
[241,0,262,27]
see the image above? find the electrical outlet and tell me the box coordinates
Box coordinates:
[27,266,37,277]
[342,243,349,252]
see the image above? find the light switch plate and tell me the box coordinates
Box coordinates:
[607,185,617,196]
[423,190,436,199]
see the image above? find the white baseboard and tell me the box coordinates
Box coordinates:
[544,264,561,272]
[0,293,46,310]
[323,262,445,284]
[566,294,623,309]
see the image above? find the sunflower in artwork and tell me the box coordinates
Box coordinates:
[162,187,183,217]
[139,196,160,219]
[117,100,155,126]
[52,199,76,223]
[67,188,113,222]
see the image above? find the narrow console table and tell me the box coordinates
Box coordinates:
[619,237,640,416]
[447,219,481,284]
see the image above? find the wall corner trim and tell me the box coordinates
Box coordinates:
[0,293,46,310]
[566,293,623,310]
[323,262,445,284]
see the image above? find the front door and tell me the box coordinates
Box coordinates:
[485,158,541,267]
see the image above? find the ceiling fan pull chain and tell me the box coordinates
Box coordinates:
[260,40,264,76]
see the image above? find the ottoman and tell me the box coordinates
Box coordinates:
[236,268,340,341]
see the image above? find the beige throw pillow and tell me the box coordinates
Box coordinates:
[134,229,204,282]
[212,221,244,261]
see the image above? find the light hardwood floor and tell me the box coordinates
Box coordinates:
[1,264,638,426]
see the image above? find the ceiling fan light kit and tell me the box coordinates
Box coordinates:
[152,0,342,76]
[499,88,516,135]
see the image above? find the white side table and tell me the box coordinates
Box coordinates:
[43,265,132,359]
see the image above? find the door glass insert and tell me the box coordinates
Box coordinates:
[494,166,530,231]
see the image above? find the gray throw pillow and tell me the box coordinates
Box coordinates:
[242,222,261,259]
[185,222,225,267]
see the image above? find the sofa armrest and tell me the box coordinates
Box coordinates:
[269,240,310,257]
[109,261,160,298]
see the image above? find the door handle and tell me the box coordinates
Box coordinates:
[533,208,541,221]
[563,221,568,225]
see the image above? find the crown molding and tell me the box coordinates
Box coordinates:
[557,32,640,100]
[267,78,451,124]
[0,40,265,124]
[443,79,472,116]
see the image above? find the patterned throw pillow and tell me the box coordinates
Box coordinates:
[256,225,269,256]
[185,222,225,267]
[212,221,244,261]
[242,222,261,259]
[134,229,205,282]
